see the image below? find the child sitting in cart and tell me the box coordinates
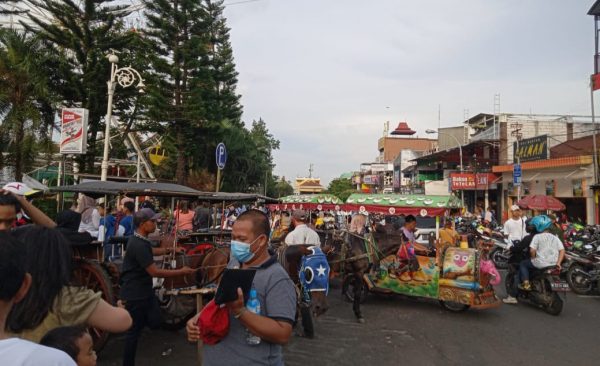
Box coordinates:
[390,215,428,282]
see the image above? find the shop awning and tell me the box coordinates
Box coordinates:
[492,156,592,173]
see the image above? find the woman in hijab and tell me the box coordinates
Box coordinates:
[56,210,94,247]
[77,194,100,238]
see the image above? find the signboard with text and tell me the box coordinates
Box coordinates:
[60,108,88,154]
[450,172,498,190]
[513,135,548,162]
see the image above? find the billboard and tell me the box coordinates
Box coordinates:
[513,135,548,162]
[60,108,89,154]
[450,172,498,190]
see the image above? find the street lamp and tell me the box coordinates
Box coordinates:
[425,129,464,206]
[100,53,145,181]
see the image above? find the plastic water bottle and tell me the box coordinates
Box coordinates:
[246,289,261,345]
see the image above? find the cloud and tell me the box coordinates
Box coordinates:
[224,0,594,185]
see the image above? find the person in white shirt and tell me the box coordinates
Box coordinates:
[503,205,526,243]
[0,233,76,366]
[285,210,322,247]
[77,194,101,238]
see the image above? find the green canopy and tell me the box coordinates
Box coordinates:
[345,193,461,216]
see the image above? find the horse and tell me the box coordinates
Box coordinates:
[323,228,405,323]
[197,243,330,338]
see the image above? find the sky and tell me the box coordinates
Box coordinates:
[222,0,597,186]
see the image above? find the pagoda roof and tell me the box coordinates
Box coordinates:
[390,122,416,135]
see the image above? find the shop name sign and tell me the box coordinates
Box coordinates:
[513,135,548,162]
[450,172,498,190]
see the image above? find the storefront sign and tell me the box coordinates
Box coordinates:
[450,173,498,190]
[60,108,89,154]
[513,135,548,162]
[362,175,380,185]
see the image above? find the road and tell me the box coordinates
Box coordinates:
[98,276,599,366]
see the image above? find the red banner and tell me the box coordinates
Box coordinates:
[450,173,498,190]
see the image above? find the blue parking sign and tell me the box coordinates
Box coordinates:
[216,142,227,170]
[513,164,521,185]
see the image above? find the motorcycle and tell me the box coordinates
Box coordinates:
[565,244,600,295]
[505,263,564,315]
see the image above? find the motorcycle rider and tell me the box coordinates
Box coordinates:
[503,218,537,304]
[519,215,565,291]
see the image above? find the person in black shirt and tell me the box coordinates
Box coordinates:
[120,208,196,366]
[503,218,537,304]
[55,210,94,247]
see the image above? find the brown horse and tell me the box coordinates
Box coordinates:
[323,229,403,323]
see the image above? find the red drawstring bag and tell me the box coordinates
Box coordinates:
[198,299,230,345]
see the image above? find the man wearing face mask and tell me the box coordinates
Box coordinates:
[186,210,296,366]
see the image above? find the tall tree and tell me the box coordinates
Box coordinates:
[143,0,211,184]
[12,0,134,173]
[203,0,243,126]
[0,29,53,180]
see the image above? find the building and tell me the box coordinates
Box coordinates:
[360,122,436,193]
[412,113,595,219]
[493,134,598,224]
[294,177,324,194]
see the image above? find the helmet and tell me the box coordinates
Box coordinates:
[530,215,552,233]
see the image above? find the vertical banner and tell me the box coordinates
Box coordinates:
[60,108,89,154]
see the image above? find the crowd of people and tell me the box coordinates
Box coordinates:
[0,184,298,366]
[0,180,573,365]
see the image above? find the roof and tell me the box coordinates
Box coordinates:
[390,122,416,135]
[345,193,461,216]
[492,155,592,173]
[50,181,277,202]
[281,194,342,204]
[345,193,461,208]
[589,0,600,15]
[550,134,600,158]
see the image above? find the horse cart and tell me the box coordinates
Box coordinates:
[51,181,273,350]
[330,193,501,321]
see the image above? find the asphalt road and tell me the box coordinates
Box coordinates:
[98,274,599,366]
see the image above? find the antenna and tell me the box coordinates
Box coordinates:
[438,104,441,129]
[308,163,314,178]
[494,93,501,139]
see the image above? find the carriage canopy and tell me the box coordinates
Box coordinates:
[345,193,462,217]
[267,194,344,211]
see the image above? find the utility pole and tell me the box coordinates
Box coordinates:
[511,122,523,201]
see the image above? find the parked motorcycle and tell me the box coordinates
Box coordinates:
[565,246,600,295]
[505,263,564,315]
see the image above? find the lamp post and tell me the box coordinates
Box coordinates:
[100,53,145,181]
[426,129,464,206]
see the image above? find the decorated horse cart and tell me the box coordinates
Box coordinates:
[336,193,501,319]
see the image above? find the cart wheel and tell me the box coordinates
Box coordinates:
[343,275,368,304]
[72,259,114,352]
[439,300,470,312]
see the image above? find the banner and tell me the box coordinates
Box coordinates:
[513,135,548,162]
[60,108,89,154]
[450,172,498,190]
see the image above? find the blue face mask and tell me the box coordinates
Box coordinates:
[231,236,261,263]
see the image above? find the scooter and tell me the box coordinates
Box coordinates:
[488,237,511,270]
[505,262,564,316]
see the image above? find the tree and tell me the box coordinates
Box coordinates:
[143,0,211,184]
[327,178,355,201]
[0,29,53,180]
[13,0,135,173]
[268,176,294,198]
[203,0,243,126]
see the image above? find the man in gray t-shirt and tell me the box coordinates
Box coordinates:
[187,210,297,366]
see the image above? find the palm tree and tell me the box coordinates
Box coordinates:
[0,29,52,180]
